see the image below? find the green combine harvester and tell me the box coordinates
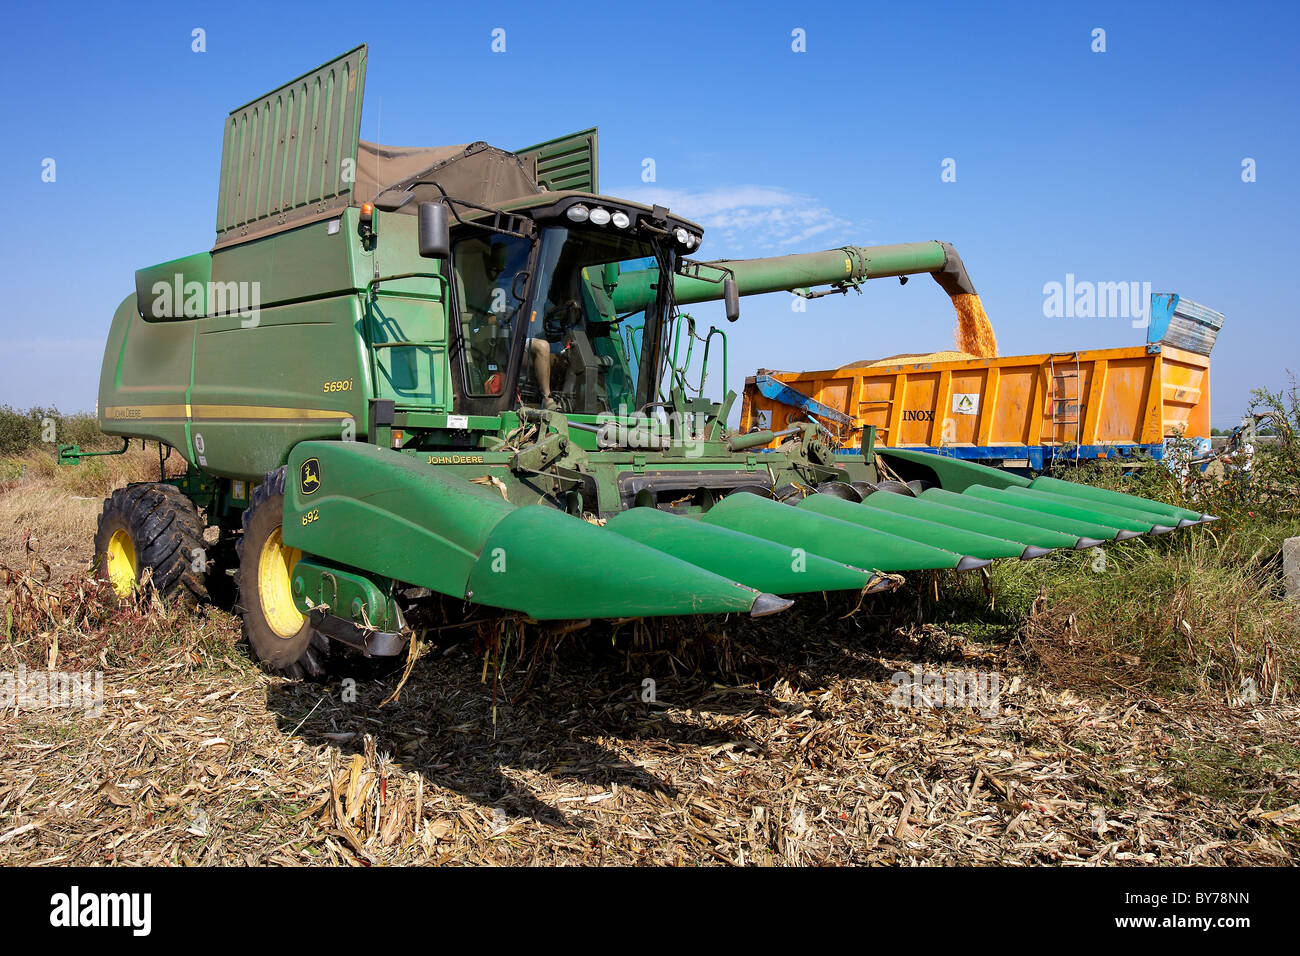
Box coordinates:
[70,46,1214,677]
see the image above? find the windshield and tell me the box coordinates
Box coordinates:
[516,226,672,415]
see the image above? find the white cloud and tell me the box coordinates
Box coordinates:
[606,184,859,255]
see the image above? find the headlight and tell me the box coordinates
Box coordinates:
[566,205,590,222]
[674,227,689,245]
[589,207,611,225]
[611,210,630,228]
[685,233,699,249]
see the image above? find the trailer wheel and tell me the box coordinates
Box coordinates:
[236,467,329,679]
[93,483,209,604]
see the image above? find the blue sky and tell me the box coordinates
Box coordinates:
[2,0,1296,430]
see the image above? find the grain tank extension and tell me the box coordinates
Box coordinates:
[73,46,1213,678]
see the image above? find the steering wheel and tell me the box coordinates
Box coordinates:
[544,299,582,337]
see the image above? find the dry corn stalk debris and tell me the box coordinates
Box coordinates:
[1,583,1296,866]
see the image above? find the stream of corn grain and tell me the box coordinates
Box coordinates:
[952,292,998,358]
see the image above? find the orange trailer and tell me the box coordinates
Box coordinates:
[740,294,1221,470]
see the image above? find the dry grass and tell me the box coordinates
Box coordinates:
[0,445,179,581]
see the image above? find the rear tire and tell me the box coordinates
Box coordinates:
[93,483,209,604]
[236,467,329,679]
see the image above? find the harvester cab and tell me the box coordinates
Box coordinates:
[81,45,1215,679]
[426,188,716,420]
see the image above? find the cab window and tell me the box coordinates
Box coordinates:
[451,233,531,396]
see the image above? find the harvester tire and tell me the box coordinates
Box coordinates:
[93,483,209,605]
[236,467,329,679]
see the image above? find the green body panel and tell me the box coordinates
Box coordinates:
[97,294,194,453]
[102,208,450,481]
[135,252,213,320]
[282,441,513,598]
[799,493,1030,560]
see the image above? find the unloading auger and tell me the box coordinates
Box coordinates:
[612,240,998,357]
[68,45,1213,678]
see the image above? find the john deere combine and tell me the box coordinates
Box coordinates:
[74,46,1213,677]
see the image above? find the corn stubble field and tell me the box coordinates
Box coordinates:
[1,400,1298,867]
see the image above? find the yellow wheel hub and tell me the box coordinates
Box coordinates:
[258,528,304,638]
[106,528,137,597]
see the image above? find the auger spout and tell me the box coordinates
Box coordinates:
[681,242,960,303]
[611,240,997,356]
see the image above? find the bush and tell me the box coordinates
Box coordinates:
[0,406,105,457]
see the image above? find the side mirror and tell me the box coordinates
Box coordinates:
[723,275,740,322]
[417,202,450,259]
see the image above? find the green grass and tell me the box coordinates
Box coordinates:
[943,383,1300,701]
[1167,741,1300,811]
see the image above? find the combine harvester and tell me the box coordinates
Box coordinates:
[66,46,1213,677]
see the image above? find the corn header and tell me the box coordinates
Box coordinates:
[75,46,1213,677]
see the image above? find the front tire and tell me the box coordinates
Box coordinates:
[236,467,328,678]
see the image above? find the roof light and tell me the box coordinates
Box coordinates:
[674,227,690,245]
[611,210,630,228]
[589,207,611,226]
[566,205,590,222]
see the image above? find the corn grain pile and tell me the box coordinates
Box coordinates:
[847,351,975,369]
